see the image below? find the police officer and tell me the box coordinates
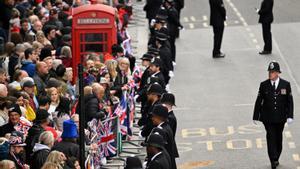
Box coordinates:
[160,93,177,137]
[209,0,226,58]
[163,0,183,64]
[156,32,173,86]
[143,0,163,26]
[256,0,274,55]
[145,133,171,169]
[136,53,154,114]
[139,83,165,138]
[253,61,294,169]
[149,57,166,89]
[151,104,179,169]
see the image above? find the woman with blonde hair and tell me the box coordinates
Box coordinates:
[41,162,59,169]
[0,160,16,169]
[47,87,70,131]
[45,151,67,169]
[105,59,118,81]
[32,41,43,56]
[36,31,51,46]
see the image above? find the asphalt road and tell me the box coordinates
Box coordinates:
[171,0,300,168]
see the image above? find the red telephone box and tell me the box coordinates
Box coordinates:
[72,4,117,79]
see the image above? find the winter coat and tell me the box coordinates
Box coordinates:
[30,143,51,169]
[21,60,36,77]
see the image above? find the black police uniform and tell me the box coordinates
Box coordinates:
[157,38,173,85]
[209,0,226,56]
[165,4,182,62]
[152,124,179,169]
[253,62,294,167]
[258,0,274,53]
[146,152,171,169]
[167,110,177,137]
[144,0,163,25]
[145,134,171,169]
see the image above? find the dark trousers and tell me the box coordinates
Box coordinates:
[212,25,224,55]
[170,36,176,62]
[263,122,285,162]
[262,23,272,52]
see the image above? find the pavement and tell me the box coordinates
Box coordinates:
[127,0,300,168]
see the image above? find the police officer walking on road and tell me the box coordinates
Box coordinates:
[256,0,274,55]
[253,61,294,169]
[209,0,226,58]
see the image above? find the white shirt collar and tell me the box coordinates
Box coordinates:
[151,71,160,77]
[158,122,164,128]
[271,78,280,89]
[151,152,162,161]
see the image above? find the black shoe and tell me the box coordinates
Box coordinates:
[259,51,272,55]
[213,53,225,58]
[274,161,279,167]
[271,162,277,169]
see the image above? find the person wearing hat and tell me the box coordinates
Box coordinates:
[163,0,183,64]
[0,104,22,137]
[124,156,143,169]
[253,61,294,169]
[143,0,163,26]
[25,109,50,162]
[155,32,173,87]
[139,83,164,136]
[148,47,160,57]
[52,119,79,159]
[136,54,157,124]
[149,57,166,89]
[160,93,177,137]
[22,78,39,112]
[209,0,226,58]
[145,133,171,169]
[151,104,178,169]
[8,131,29,169]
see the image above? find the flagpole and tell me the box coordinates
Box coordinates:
[78,62,86,169]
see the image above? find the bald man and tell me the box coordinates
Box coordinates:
[33,61,49,95]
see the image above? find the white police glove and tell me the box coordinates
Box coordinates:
[255,8,260,13]
[134,95,139,102]
[253,120,260,125]
[287,118,293,125]
[169,71,174,78]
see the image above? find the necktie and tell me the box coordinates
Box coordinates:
[272,81,276,91]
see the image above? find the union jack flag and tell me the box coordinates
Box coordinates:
[113,94,128,135]
[98,116,119,157]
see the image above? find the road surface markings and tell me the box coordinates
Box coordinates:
[288,142,296,149]
[203,15,208,21]
[203,22,208,28]
[224,0,260,49]
[273,37,300,94]
[285,131,292,138]
[234,103,253,107]
[190,16,196,22]
[189,23,195,29]
[183,17,189,22]
[293,154,300,161]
